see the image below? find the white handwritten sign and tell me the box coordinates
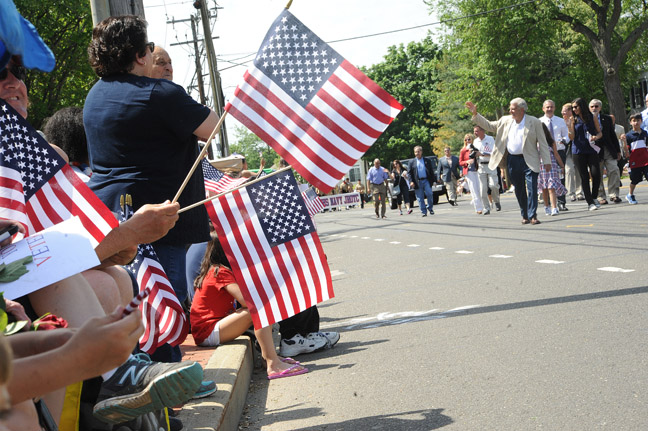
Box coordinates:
[2,217,100,300]
[319,192,361,210]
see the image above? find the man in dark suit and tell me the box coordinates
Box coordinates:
[408,145,437,216]
[589,99,621,204]
[437,147,460,206]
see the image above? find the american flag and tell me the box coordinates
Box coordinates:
[121,202,189,353]
[205,170,333,329]
[202,158,247,195]
[301,187,324,216]
[225,10,403,194]
[0,100,117,246]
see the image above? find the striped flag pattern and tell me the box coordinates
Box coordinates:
[225,10,403,194]
[301,187,324,216]
[205,170,333,329]
[122,204,189,353]
[0,100,117,246]
[202,158,247,195]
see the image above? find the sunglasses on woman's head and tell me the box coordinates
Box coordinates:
[146,42,155,53]
[0,64,27,82]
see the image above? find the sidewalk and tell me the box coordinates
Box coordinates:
[178,334,254,431]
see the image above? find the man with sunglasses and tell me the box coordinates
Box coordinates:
[0,61,28,119]
[589,99,622,204]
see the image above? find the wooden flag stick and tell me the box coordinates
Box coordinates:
[172,110,229,204]
[285,0,293,9]
[177,165,293,214]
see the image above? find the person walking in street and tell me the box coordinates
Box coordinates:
[408,146,437,217]
[391,159,413,215]
[540,100,570,211]
[473,125,501,214]
[589,99,622,204]
[466,98,551,225]
[459,134,483,214]
[367,158,390,219]
[565,98,603,211]
[437,147,461,206]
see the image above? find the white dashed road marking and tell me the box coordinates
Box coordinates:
[374,239,385,242]
[407,244,420,248]
[455,250,474,254]
[389,241,401,244]
[361,236,370,239]
[597,267,635,273]
[329,270,345,277]
[429,247,445,250]
[536,259,564,264]
[490,254,513,259]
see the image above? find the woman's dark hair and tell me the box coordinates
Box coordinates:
[571,98,593,124]
[194,232,231,291]
[392,160,403,171]
[43,107,87,163]
[541,123,554,147]
[88,15,149,78]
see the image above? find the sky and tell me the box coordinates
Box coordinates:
[143,0,440,143]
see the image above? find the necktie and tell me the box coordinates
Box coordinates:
[549,118,555,140]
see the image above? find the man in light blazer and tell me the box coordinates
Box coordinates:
[465,98,551,225]
[437,147,461,206]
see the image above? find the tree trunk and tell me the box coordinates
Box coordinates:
[603,70,628,128]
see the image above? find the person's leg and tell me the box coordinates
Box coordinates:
[372,185,380,217]
[186,242,208,303]
[423,180,434,213]
[82,269,124,315]
[466,172,483,212]
[572,154,593,205]
[524,166,539,220]
[557,149,567,205]
[379,186,387,217]
[478,169,490,211]
[507,156,528,220]
[279,306,320,340]
[588,153,602,201]
[542,189,550,208]
[604,151,620,199]
[415,186,426,215]
[102,266,135,307]
[549,189,557,209]
[488,169,500,206]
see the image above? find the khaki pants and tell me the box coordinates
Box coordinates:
[371,183,387,217]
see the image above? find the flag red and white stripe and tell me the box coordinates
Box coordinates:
[202,158,247,195]
[205,170,333,329]
[0,101,117,246]
[225,10,402,194]
[301,187,324,216]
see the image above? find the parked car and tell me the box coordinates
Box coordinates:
[388,156,446,209]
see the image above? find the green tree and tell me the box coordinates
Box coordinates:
[362,36,443,162]
[429,0,648,125]
[15,1,97,129]
[229,125,279,169]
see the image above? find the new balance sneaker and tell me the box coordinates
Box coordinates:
[307,331,340,349]
[544,206,551,216]
[551,208,559,216]
[279,333,327,357]
[192,380,217,399]
[93,354,203,425]
[627,193,638,204]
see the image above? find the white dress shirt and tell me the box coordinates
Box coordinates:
[473,135,495,163]
[507,116,526,155]
[540,115,568,151]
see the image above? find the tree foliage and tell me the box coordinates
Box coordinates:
[15,0,97,129]
[428,0,648,125]
[229,125,279,169]
[362,36,443,162]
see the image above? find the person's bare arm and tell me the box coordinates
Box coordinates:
[94,201,179,263]
[193,110,220,142]
[8,308,143,404]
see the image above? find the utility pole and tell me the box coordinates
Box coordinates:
[190,16,207,106]
[89,0,145,25]
[194,0,229,157]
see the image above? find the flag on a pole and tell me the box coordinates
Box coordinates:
[205,170,333,329]
[202,158,247,195]
[121,200,189,353]
[225,10,403,194]
[0,100,117,246]
[301,187,324,216]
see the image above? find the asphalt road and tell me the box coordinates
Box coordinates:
[239,183,648,431]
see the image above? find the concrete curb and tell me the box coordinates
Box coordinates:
[179,335,253,431]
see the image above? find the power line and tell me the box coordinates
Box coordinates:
[213,0,542,72]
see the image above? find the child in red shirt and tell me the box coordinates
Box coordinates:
[623,113,648,204]
[190,234,308,380]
